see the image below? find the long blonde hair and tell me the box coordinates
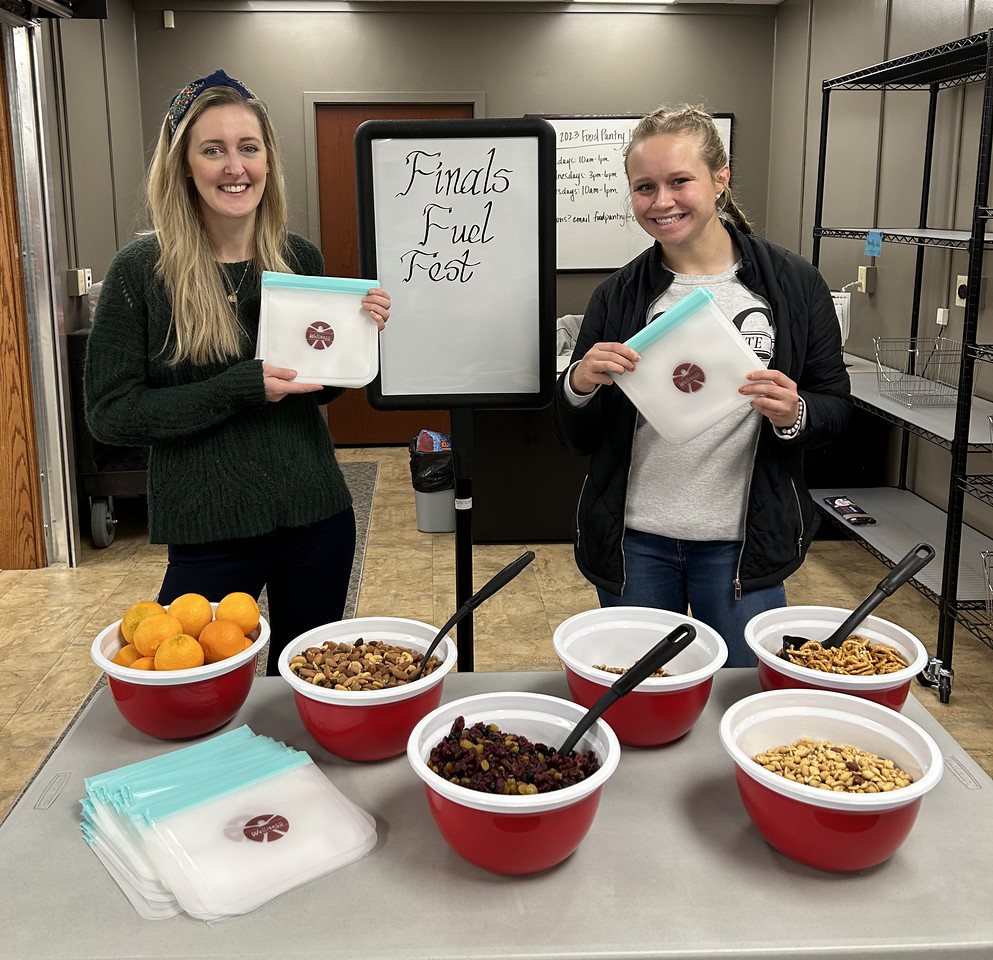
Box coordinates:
[147,84,293,365]
[624,104,752,235]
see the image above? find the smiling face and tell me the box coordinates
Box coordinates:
[185,102,268,234]
[627,131,730,257]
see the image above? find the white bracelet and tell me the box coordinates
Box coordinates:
[779,397,805,438]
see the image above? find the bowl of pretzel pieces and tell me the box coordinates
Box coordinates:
[743,606,929,712]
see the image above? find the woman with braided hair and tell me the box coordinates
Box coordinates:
[552,104,851,667]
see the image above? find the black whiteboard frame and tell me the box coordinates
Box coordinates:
[355,117,558,411]
[536,112,734,273]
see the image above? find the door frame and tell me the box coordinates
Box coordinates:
[301,90,486,249]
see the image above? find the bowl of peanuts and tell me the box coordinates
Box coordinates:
[719,688,943,871]
[552,607,728,745]
[406,691,621,874]
[743,606,929,711]
[277,617,458,761]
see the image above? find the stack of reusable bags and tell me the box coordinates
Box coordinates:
[79,726,377,920]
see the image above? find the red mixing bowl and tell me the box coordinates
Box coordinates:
[278,617,457,762]
[744,606,929,711]
[407,692,621,874]
[719,689,943,871]
[552,607,728,745]
[90,605,269,740]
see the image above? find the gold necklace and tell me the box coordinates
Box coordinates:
[224,261,252,307]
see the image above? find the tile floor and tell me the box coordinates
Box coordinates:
[2,445,991,823]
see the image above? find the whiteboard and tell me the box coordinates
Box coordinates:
[542,114,733,272]
[355,118,557,410]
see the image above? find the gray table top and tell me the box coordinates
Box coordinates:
[2,671,990,960]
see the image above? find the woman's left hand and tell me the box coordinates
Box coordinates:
[362,288,391,331]
[739,369,800,429]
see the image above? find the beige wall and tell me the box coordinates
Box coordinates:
[56,2,778,317]
[30,0,993,553]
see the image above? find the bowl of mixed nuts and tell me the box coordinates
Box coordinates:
[552,607,728,746]
[278,617,458,761]
[719,688,943,872]
[406,691,621,874]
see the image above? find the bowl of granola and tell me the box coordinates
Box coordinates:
[743,606,929,711]
[406,691,621,874]
[552,607,728,745]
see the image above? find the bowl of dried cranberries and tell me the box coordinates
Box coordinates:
[406,691,621,875]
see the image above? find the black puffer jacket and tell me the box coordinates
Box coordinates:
[551,224,852,597]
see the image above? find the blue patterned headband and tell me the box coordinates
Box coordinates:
[167,69,256,136]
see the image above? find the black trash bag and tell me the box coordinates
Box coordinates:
[409,437,454,493]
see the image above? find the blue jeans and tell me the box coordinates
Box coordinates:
[157,509,356,676]
[595,530,787,668]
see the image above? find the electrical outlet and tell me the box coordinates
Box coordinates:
[857,265,877,295]
[956,274,987,308]
[936,307,949,326]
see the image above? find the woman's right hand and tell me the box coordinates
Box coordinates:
[262,363,324,401]
[570,342,641,395]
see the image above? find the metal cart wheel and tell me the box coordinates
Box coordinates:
[90,496,117,548]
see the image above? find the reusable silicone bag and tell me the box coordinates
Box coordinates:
[611,286,762,442]
[257,272,380,386]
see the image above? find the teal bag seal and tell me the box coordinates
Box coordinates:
[261,271,378,294]
[623,287,717,354]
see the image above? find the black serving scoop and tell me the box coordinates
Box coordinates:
[407,550,536,682]
[555,623,697,758]
[781,542,935,659]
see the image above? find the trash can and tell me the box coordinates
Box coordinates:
[409,430,456,533]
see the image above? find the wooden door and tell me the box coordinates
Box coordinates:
[315,102,472,445]
[0,42,47,568]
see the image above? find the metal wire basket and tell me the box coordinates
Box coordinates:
[874,336,961,408]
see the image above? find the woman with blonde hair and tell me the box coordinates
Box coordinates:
[552,104,851,667]
[85,69,390,674]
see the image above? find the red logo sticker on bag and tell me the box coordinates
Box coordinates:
[242,813,290,842]
[672,362,705,393]
[305,322,335,350]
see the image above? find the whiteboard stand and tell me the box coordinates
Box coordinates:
[355,117,557,669]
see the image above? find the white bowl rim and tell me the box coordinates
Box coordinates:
[718,688,944,812]
[744,605,928,690]
[552,606,729,691]
[277,616,457,705]
[90,603,270,686]
[406,690,622,814]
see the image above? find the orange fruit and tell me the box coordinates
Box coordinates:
[132,612,184,658]
[214,592,260,636]
[199,618,250,664]
[153,633,205,671]
[120,600,166,643]
[112,643,143,668]
[166,593,213,640]
[129,657,155,670]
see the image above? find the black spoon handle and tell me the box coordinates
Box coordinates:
[821,542,935,649]
[556,623,697,758]
[408,551,536,680]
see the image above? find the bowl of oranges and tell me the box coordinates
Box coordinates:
[90,592,270,740]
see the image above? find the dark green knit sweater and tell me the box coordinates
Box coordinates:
[83,233,352,545]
